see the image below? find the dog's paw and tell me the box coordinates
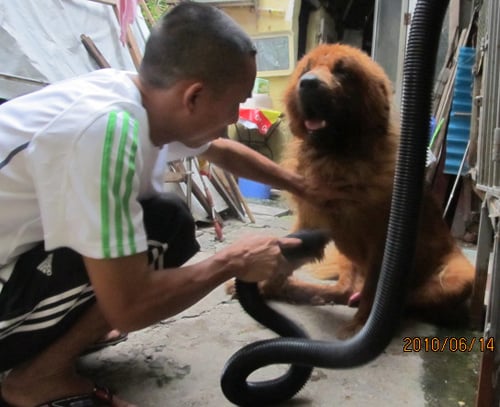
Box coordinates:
[310,295,327,306]
[336,319,364,339]
[224,279,237,298]
[347,291,361,307]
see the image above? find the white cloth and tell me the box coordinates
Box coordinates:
[0,68,208,269]
[0,0,150,100]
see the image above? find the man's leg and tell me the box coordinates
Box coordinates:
[1,303,134,407]
[0,244,135,406]
[141,193,200,269]
[0,193,199,406]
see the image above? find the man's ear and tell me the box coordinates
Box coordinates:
[184,82,204,113]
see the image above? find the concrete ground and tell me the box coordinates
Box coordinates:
[78,198,482,407]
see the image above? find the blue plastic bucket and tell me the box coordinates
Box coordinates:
[238,177,271,199]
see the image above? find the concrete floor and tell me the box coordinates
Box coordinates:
[78,199,483,407]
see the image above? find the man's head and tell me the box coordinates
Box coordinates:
[138,2,257,147]
[140,2,256,92]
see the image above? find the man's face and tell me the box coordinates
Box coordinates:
[182,56,256,148]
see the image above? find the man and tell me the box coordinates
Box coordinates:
[0,3,320,406]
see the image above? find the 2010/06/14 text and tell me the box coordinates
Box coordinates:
[402,336,495,353]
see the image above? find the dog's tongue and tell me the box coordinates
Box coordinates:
[305,119,326,131]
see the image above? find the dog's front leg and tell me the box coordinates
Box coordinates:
[337,262,379,338]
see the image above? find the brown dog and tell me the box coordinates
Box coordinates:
[257,43,475,335]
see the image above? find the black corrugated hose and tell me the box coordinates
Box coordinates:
[220,0,450,405]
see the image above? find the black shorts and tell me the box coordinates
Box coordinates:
[0,193,200,372]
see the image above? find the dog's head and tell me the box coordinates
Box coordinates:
[284,44,394,155]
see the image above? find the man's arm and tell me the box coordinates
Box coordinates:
[83,234,305,332]
[200,138,304,197]
[201,138,365,205]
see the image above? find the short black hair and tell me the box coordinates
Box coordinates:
[140,2,256,90]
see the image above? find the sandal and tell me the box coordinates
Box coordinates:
[0,385,113,407]
[37,385,113,406]
[81,332,128,356]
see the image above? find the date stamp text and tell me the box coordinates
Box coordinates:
[402,336,495,353]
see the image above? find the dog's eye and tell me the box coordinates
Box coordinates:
[301,60,312,76]
[332,60,350,77]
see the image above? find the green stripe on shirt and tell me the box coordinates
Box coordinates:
[100,111,139,258]
[100,111,117,258]
[112,112,130,256]
[123,119,139,254]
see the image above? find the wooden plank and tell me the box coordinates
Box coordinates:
[210,168,246,221]
[80,34,111,68]
[211,167,244,214]
[171,161,212,216]
[124,25,143,69]
[87,0,116,5]
[225,172,256,223]
[138,0,156,26]
[210,165,256,223]
[164,171,186,183]
[470,204,493,330]
[475,341,495,406]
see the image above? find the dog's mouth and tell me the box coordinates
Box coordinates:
[297,96,348,152]
[298,91,334,135]
[300,102,331,134]
[295,71,337,134]
[304,119,327,132]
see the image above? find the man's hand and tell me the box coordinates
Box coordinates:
[84,234,319,332]
[221,235,311,283]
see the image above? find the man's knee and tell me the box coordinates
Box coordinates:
[141,193,195,235]
[141,193,199,268]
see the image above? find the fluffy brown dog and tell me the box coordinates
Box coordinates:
[258,43,475,335]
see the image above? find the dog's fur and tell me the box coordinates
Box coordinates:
[257,43,475,335]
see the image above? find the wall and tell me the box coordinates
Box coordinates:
[222,1,302,162]
[304,7,337,52]
[223,0,300,112]
[222,1,358,162]
[222,1,363,163]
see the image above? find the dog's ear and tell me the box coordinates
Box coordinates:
[378,80,394,114]
[283,81,308,139]
[378,80,393,99]
[302,59,312,75]
[332,57,351,77]
[378,82,389,108]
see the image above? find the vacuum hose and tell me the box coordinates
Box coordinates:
[220,0,450,405]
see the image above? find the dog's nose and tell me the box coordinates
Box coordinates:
[299,73,320,89]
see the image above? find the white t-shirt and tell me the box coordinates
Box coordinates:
[0,69,208,269]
